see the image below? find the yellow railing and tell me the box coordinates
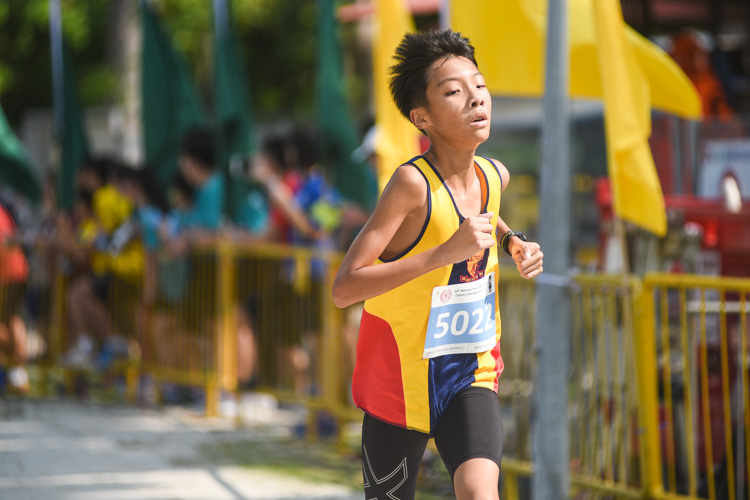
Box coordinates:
[496,271,750,500]
[640,273,750,500]
[569,274,645,499]
[493,270,536,497]
[142,243,237,414]
[6,240,750,500]
[496,273,648,500]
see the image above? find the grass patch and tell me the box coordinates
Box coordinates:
[197,433,455,499]
[199,436,362,488]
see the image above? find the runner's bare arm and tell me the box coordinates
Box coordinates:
[491,158,544,280]
[332,165,496,309]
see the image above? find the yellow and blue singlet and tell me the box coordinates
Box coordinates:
[352,155,505,434]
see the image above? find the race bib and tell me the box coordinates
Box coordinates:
[423,272,497,359]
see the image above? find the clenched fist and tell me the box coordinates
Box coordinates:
[510,238,543,279]
[437,212,496,265]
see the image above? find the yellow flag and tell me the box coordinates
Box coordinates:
[451,0,681,235]
[373,0,421,192]
[451,0,545,98]
[450,0,701,120]
[594,0,666,235]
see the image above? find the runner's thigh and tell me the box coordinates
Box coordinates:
[361,413,429,500]
[434,387,503,480]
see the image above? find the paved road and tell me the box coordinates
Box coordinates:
[0,396,362,500]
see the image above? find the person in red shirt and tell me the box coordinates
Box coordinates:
[0,203,29,393]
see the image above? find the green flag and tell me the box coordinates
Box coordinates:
[316,0,376,209]
[57,44,90,211]
[50,0,89,211]
[0,104,41,203]
[213,0,260,226]
[141,0,206,189]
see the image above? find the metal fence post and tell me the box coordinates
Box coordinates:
[207,241,236,417]
[320,251,342,438]
[635,279,664,497]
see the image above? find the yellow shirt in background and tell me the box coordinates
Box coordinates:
[93,185,132,234]
[91,185,143,284]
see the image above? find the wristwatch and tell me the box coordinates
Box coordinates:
[500,230,527,256]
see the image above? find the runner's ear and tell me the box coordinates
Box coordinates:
[409,108,428,130]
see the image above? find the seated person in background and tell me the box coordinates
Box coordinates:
[76,157,132,240]
[236,296,260,389]
[0,202,30,393]
[250,125,335,396]
[150,171,204,384]
[118,166,167,282]
[157,172,193,304]
[118,166,168,368]
[62,158,141,368]
[171,127,224,253]
[55,191,102,277]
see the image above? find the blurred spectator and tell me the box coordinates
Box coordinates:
[55,191,102,277]
[249,131,320,243]
[157,172,193,304]
[22,172,58,364]
[177,127,224,241]
[160,128,227,394]
[119,167,166,253]
[670,31,736,120]
[0,202,29,393]
[61,157,143,369]
[77,157,133,236]
[261,124,340,396]
[148,172,194,386]
[289,127,342,244]
[236,296,259,389]
[118,166,168,371]
[56,189,104,368]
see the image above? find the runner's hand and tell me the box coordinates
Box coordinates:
[510,239,543,279]
[438,212,496,264]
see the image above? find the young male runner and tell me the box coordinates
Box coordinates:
[332,29,544,500]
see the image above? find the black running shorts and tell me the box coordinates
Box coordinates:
[360,386,503,500]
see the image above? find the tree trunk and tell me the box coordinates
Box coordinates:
[109,0,142,165]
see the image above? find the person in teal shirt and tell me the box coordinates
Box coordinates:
[178,127,224,232]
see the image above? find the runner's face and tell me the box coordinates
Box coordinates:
[414,56,491,147]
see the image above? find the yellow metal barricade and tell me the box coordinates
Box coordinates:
[105,272,142,401]
[495,272,647,500]
[570,274,646,499]
[143,243,236,415]
[229,242,355,434]
[498,272,750,500]
[639,273,750,500]
[495,269,537,498]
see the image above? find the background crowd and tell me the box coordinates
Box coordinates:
[0,121,377,399]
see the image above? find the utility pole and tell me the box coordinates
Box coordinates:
[532,0,571,498]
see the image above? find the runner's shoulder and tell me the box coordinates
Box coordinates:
[379,163,429,213]
[484,157,510,190]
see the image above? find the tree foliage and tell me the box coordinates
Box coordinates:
[0,0,116,126]
[0,0,366,126]
[157,0,324,121]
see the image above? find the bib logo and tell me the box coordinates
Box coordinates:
[451,249,489,283]
[439,289,452,303]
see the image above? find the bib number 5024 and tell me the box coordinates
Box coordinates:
[433,303,494,339]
